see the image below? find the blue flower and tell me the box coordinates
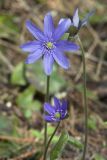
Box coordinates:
[20,13,79,75]
[71,8,95,29]
[44,97,68,122]
[65,8,95,36]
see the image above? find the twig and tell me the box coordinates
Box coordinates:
[87,25,107,49]
[0,135,35,143]
[73,51,107,67]
[0,39,21,53]
[75,25,107,81]
[8,149,36,160]
[87,25,107,77]
[75,40,97,81]
[96,51,106,77]
[0,51,14,71]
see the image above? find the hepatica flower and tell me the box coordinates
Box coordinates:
[20,13,79,75]
[44,97,68,122]
[69,8,95,36]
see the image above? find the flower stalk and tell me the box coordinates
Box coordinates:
[44,76,50,147]
[77,35,88,160]
[43,122,60,160]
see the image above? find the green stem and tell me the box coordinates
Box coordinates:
[45,76,50,101]
[44,76,50,148]
[77,35,88,160]
[43,122,60,160]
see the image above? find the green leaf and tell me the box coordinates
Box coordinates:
[25,110,32,118]
[94,154,105,160]
[47,125,59,142]
[0,114,21,137]
[0,115,13,135]
[68,136,83,149]
[47,125,55,135]
[26,61,67,94]
[0,141,19,158]
[0,14,19,39]
[11,62,26,85]
[103,121,107,128]
[61,33,69,40]
[34,100,42,111]
[16,86,35,108]
[30,126,59,143]
[50,131,69,160]
[30,129,43,139]
[88,115,97,131]
[0,115,21,158]
[16,86,41,118]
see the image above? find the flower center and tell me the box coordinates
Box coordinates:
[46,42,53,49]
[54,112,61,119]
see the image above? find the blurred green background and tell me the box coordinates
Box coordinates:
[0,0,107,159]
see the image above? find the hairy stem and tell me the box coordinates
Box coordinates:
[77,35,88,160]
[43,122,60,160]
[44,76,50,148]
